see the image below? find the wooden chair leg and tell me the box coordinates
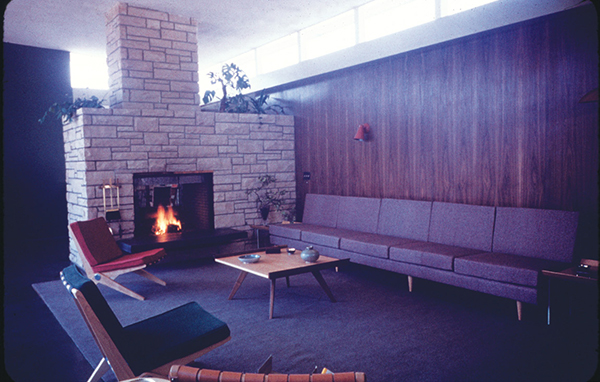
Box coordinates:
[408,276,413,292]
[516,301,523,321]
[98,276,145,301]
[87,357,110,382]
[134,269,167,286]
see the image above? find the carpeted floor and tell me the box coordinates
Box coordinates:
[33,258,599,382]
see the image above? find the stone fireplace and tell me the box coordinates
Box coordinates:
[64,2,296,266]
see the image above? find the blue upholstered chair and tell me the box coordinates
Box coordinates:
[60,265,231,382]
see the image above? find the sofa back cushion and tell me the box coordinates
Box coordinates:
[493,207,579,262]
[336,196,381,233]
[377,199,432,240]
[429,202,495,252]
[302,194,340,228]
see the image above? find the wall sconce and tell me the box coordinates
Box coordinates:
[354,123,370,141]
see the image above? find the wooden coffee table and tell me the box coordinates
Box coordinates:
[215,247,349,319]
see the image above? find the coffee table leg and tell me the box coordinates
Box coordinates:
[228,271,248,300]
[312,271,336,302]
[269,279,276,319]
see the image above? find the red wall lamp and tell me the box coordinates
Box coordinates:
[354,123,370,141]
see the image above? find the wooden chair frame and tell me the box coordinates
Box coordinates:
[61,271,231,382]
[69,220,166,301]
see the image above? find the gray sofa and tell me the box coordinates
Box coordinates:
[269,194,579,320]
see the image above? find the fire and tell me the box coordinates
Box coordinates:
[152,205,182,235]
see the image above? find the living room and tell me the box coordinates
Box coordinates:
[3,0,598,381]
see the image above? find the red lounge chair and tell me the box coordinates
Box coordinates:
[69,217,166,300]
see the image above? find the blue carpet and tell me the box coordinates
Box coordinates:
[33,260,599,382]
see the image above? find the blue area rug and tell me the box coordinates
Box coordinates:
[33,259,598,382]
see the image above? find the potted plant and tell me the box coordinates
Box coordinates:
[246,175,286,222]
[39,95,105,125]
[282,206,296,224]
[202,63,285,114]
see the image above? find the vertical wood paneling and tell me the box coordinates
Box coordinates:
[273,6,597,257]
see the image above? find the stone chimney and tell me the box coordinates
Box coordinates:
[105,2,199,110]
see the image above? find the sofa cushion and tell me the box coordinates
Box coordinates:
[302,194,340,228]
[493,207,579,263]
[454,252,569,287]
[269,224,304,240]
[390,241,484,271]
[377,199,432,241]
[429,202,495,252]
[300,227,356,248]
[336,196,381,233]
[340,233,415,259]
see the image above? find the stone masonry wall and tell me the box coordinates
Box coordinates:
[106,2,200,110]
[64,108,296,265]
[65,3,296,266]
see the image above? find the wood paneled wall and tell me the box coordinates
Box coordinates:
[270,5,598,256]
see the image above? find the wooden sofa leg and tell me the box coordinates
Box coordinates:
[408,276,413,292]
[516,301,523,321]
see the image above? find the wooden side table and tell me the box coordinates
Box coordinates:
[541,259,598,325]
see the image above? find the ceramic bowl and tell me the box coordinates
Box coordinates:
[239,254,261,264]
[287,247,296,254]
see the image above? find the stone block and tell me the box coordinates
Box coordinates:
[166,163,196,172]
[178,145,218,158]
[92,115,134,126]
[264,140,294,151]
[146,18,161,29]
[216,113,240,123]
[154,69,191,81]
[161,29,187,42]
[134,117,159,131]
[149,38,172,49]
[170,81,199,92]
[83,125,117,138]
[267,160,295,173]
[143,50,166,62]
[144,132,169,145]
[159,116,196,125]
[85,148,112,160]
[127,6,169,21]
[201,135,229,146]
[169,13,193,25]
[216,123,250,136]
[127,160,149,170]
[111,152,148,160]
[130,90,161,103]
[238,140,263,154]
[172,41,196,52]
[196,157,232,171]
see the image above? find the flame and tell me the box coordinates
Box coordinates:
[152,205,182,235]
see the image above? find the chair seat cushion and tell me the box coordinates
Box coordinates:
[91,248,166,273]
[390,241,483,270]
[454,252,568,287]
[121,302,231,376]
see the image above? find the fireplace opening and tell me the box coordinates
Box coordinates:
[133,172,214,237]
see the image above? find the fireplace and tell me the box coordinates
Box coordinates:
[63,3,296,267]
[133,172,214,237]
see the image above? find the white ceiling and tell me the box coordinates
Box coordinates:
[3,0,373,70]
[3,0,587,90]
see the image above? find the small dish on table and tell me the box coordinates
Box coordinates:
[239,254,261,264]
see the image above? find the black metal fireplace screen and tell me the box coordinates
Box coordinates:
[133,172,214,237]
